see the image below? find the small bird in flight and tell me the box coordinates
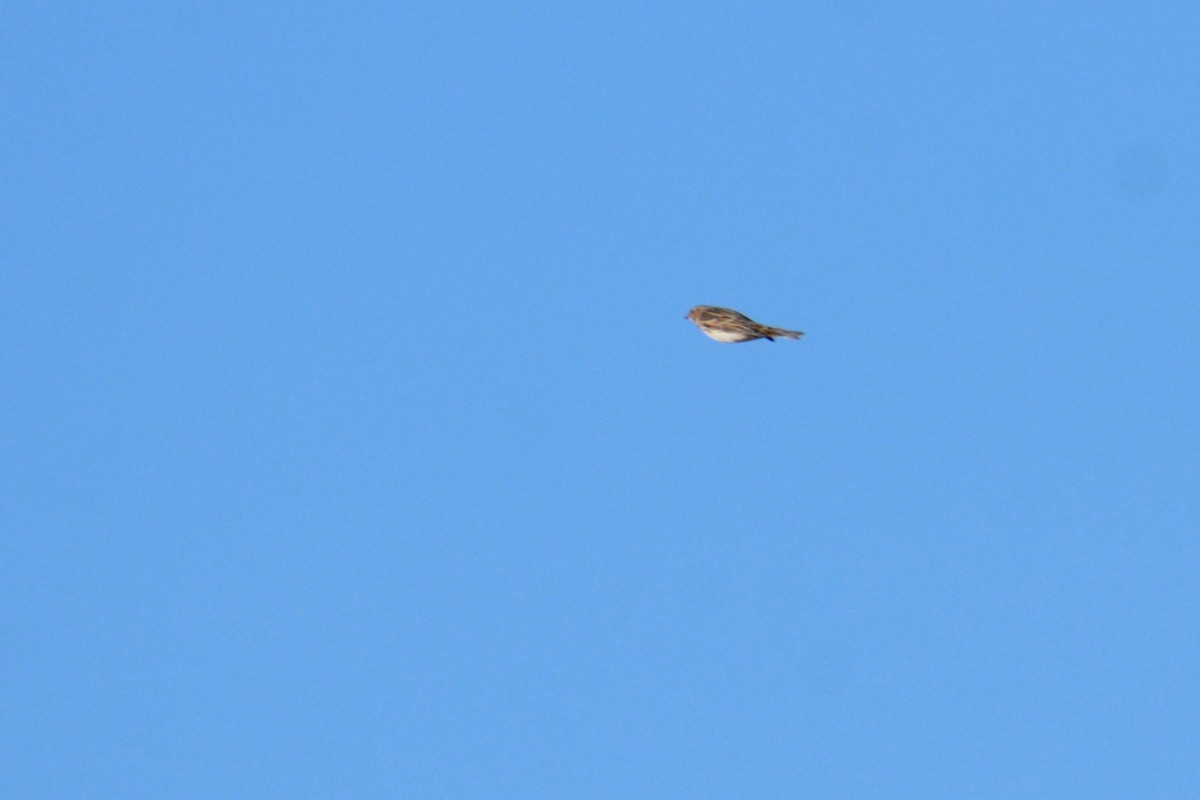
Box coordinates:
[686,305,804,343]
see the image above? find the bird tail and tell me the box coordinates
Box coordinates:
[763,326,804,340]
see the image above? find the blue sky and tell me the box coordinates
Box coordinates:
[4,3,1198,796]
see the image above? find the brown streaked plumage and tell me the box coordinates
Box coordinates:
[685,305,804,343]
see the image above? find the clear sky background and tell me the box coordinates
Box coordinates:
[3,3,1198,797]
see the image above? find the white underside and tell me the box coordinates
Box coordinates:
[702,328,755,343]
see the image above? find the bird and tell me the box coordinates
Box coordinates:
[685,305,804,343]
